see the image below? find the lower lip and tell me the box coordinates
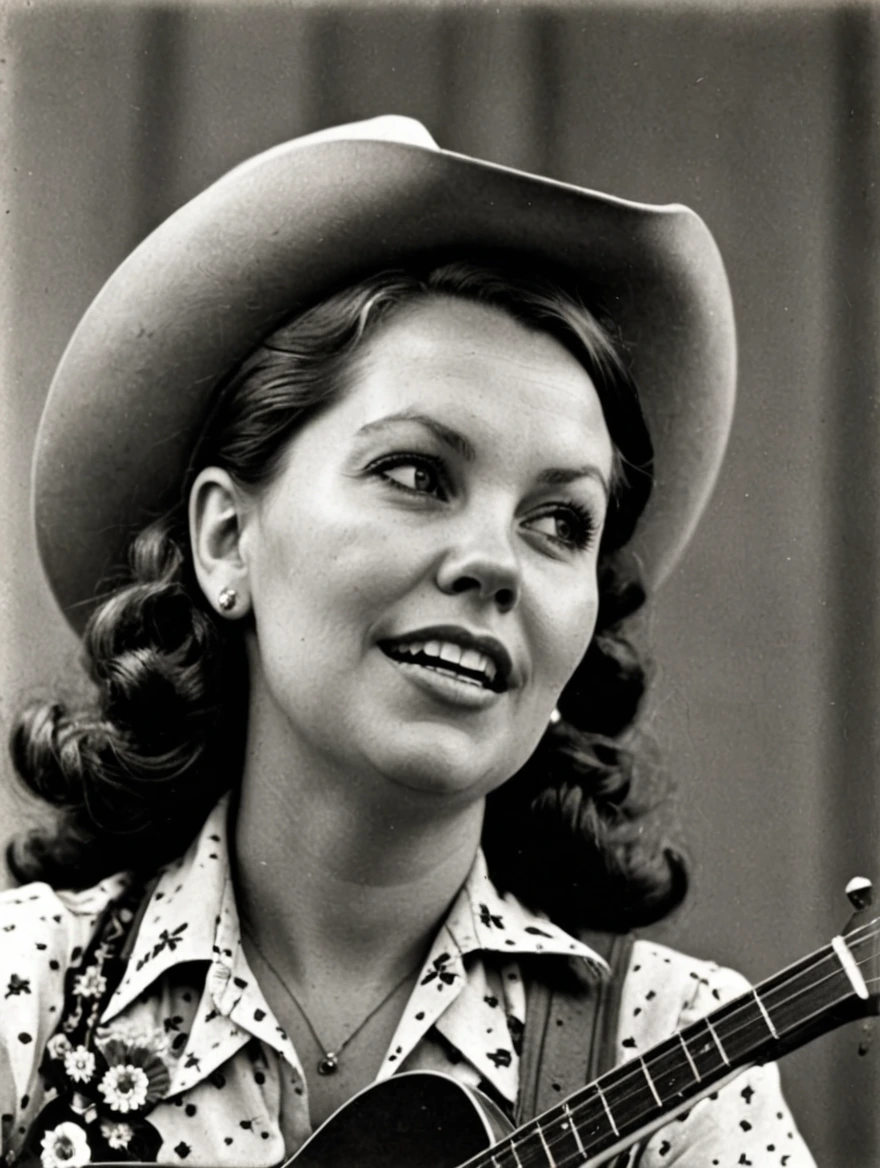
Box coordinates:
[384,655,503,710]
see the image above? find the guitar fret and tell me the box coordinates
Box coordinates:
[508,1141,523,1168]
[563,1102,588,1158]
[595,1083,620,1136]
[706,1018,730,1065]
[537,1125,556,1167]
[640,1056,663,1108]
[752,987,779,1038]
[678,1031,701,1082]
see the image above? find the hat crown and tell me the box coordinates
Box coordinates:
[226,115,439,185]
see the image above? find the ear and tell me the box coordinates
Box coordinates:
[188,467,253,620]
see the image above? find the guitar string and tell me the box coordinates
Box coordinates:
[505,951,880,1168]
[462,938,878,1168]
[481,953,866,1168]
[534,953,879,1168]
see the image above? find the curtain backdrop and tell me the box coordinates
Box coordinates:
[2,3,878,1163]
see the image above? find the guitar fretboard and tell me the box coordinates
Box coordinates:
[465,921,876,1168]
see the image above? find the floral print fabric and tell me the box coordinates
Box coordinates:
[0,796,815,1168]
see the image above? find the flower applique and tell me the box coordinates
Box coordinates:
[40,1122,91,1168]
[94,1029,171,1113]
[17,878,167,1167]
[100,1122,133,1151]
[71,967,107,1000]
[47,1033,73,1062]
[98,1067,149,1114]
[28,1017,168,1167]
[63,1047,96,1085]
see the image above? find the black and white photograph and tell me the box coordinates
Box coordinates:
[0,2,877,1166]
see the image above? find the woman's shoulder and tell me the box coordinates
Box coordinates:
[613,938,817,1166]
[618,935,751,1049]
[0,874,130,1113]
[0,873,132,997]
[0,872,131,945]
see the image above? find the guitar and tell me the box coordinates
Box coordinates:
[282,880,878,1168]
[98,881,879,1168]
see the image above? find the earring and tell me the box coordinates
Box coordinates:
[217,587,238,613]
[549,708,562,725]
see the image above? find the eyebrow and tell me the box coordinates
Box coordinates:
[356,409,610,500]
[538,464,611,500]
[355,410,475,462]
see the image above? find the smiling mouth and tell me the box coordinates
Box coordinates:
[379,639,507,693]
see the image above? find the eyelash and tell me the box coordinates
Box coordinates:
[367,453,599,552]
[533,499,598,552]
[370,453,448,499]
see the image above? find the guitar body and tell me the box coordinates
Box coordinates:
[284,1072,511,1168]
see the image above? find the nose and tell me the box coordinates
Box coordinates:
[435,514,522,614]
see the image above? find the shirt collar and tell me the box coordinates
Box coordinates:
[445,848,610,974]
[102,794,234,1021]
[374,849,609,1105]
[104,794,610,1021]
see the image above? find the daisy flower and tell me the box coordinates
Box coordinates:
[95,1036,171,1108]
[63,1045,96,1084]
[98,1064,149,1113]
[72,965,107,999]
[40,1122,91,1168]
[100,1121,134,1151]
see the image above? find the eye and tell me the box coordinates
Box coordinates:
[527,502,598,551]
[371,455,446,498]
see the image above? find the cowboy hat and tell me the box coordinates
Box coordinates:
[33,115,736,633]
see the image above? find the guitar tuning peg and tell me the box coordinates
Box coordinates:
[858,1018,874,1057]
[845,876,873,911]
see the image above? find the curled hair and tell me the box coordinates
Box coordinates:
[9,519,246,887]
[484,558,686,932]
[10,262,685,928]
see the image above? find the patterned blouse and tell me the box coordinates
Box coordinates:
[0,795,814,1168]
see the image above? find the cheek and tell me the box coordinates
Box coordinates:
[251,505,417,641]
[535,583,600,693]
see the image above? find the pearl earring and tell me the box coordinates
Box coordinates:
[549,708,561,725]
[217,587,238,612]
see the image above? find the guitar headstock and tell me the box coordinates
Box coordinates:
[841,877,880,1059]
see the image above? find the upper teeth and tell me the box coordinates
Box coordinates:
[396,639,498,684]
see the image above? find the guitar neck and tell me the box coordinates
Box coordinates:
[466,920,877,1168]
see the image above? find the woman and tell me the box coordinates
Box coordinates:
[0,117,814,1166]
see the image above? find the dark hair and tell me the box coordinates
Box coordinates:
[9,262,685,930]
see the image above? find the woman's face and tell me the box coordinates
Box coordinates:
[238,296,614,806]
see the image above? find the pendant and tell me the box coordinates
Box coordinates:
[317,1052,339,1076]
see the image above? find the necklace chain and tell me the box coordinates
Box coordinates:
[242,922,421,1076]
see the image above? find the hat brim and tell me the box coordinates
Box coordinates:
[34,129,736,634]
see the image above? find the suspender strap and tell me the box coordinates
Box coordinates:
[516,930,635,1125]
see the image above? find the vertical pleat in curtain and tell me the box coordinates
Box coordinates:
[2,4,877,1164]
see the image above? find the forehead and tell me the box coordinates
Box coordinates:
[344,297,612,459]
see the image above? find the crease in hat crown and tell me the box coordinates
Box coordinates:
[33,113,736,634]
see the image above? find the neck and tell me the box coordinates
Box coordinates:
[232,702,485,991]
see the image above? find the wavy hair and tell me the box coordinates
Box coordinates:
[9,262,686,930]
